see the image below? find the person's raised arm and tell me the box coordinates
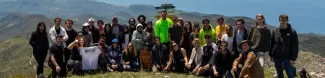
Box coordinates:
[67,40,78,50]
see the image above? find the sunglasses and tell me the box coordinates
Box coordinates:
[205,37,211,39]
[128,46,133,47]
[172,45,177,47]
[221,45,227,47]
[113,42,118,44]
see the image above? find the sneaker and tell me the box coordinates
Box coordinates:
[37,74,45,78]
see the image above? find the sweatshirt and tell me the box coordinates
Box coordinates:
[247,26,271,52]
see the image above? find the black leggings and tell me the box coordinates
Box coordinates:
[33,49,48,75]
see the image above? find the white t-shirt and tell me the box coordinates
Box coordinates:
[80,46,101,70]
[122,34,130,49]
[221,34,234,52]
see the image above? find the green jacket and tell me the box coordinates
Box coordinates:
[199,25,216,45]
[154,18,173,43]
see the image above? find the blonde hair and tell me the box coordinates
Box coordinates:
[192,38,201,47]
[256,14,266,26]
[123,43,137,57]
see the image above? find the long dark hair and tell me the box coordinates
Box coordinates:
[145,21,153,32]
[192,22,200,33]
[36,22,47,33]
[184,21,192,33]
[104,23,113,34]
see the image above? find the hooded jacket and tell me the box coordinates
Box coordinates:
[198,25,216,45]
[108,45,122,64]
[154,18,173,43]
[269,24,298,61]
[49,26,69,47]
[132,24,146,52]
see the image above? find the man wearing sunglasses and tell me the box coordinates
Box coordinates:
[215,17,228,42]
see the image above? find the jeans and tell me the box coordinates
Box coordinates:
[67,60,82,75]
[257,52,265,70]
[33,49,48,75]
[274,57,294,78]
[125,61,140,71]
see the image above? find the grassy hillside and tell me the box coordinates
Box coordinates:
[0,36,35,78]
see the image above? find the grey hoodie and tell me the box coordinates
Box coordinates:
[132,24,145,52]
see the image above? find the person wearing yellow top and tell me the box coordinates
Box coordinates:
[215,17,228,41]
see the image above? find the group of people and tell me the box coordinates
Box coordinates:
[29,10,299,78]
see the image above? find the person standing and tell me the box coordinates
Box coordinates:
[151,37,169,72]
[169,16,183,47]
[215,17,228,45]
[199,19,216,45]
[48,35,67,78]
[128,18,137,35]
[154,10,173,51]
[103,23,115,46]
[137,15,147,29]
[97,20,105,35]
[49,17,69,47]
[144,21,155,48]
[269,14,298,78]
[183,21,193,58]
[88,18,100,43]
[221,25,234,52]
[79,23,93,47]
[132,24,146,66]
[247,14,271,69]
[111,17,124,36]
[190,23,200,48]
[118,26,132,50]
[233,19,249,57]
[64,19,78,65]
[29,22,49,78]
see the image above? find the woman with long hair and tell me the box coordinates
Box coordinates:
[164,41,189,73]
[144,21,155,48]
[190,23,200,45]
[29,22,49,77]
[182,21,193,58]
[66,35,87,75]
[118,26,132,50]
[247,14,271,69]
[122,43,139,71]
[103,23,115,46]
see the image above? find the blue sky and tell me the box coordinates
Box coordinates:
[97,0,325,34]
